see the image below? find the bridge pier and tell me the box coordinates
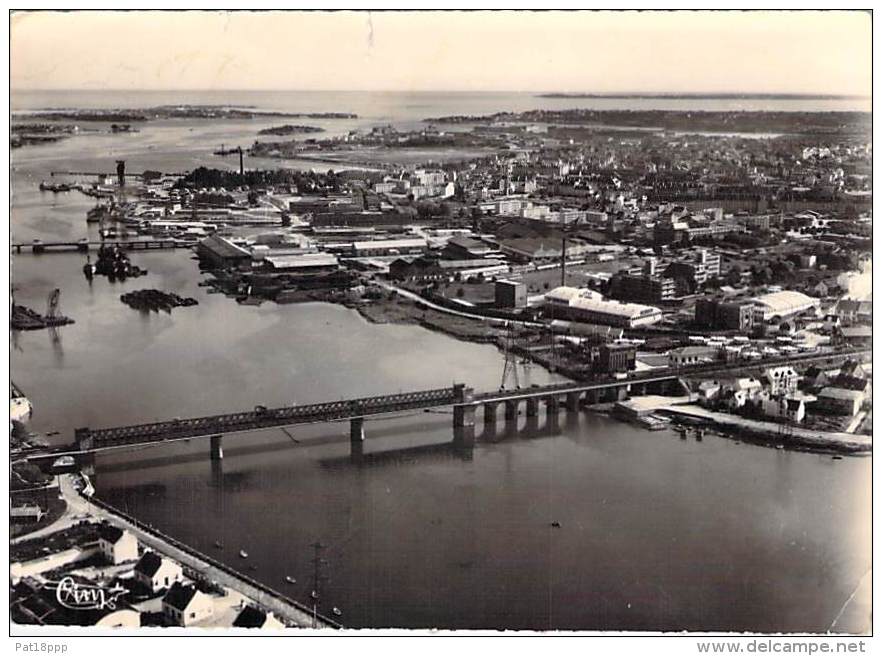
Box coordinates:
[210,435,224,460]
[350,417,365,443]
[453,405,476,448]
[350,439,364,462]
[544,395,560,414]
[565,391,581,412]
[453,385,476,448]
[504,400,518,421]
[616,386,628,402]
[525,398,539,417]
[74,428,94,452]
[483,402,499,425]
[586,389,600,405]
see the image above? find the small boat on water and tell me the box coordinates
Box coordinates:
[214,541,223,549]
[332,607,342,617]
[832,455,843,460]
[285,576,296,584]
[239,550,249,558]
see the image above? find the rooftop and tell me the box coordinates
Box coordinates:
[163,582,199,612]
[264,253,339,269]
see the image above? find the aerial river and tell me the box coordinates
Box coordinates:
[10,91,871,631]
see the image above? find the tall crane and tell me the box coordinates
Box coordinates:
[500,322,521,390]
[45,288,61,320]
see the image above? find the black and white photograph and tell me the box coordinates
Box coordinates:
[6,6,874,645]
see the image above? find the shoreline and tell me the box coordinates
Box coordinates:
[17,473,340,629]
[611,396,871,456]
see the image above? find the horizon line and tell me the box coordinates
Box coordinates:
[11,87,871,99]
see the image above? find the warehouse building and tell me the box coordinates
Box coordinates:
[544,286,662,328]
[751,291,820,322]
[349,238,427,257]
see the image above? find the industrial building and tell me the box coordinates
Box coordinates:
[349,238,427,257]
[494,280,527,309]
[196,234,252,269]
[597,343,637,373]
[262,253,340,274]
[544,286,662,328]
[751,291,821,321]
[694,298,755,331]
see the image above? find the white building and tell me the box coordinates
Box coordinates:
[97,525,139,565]
[761,395,806,424]
[350,238,427,257]
[751,291,821,322]
[134,551,184,594]
[764,366,800,396]
[544,286,662,328]
[233,605,286,629]
[162,583,215,627]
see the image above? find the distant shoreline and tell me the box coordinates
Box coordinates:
[538,93,869,100]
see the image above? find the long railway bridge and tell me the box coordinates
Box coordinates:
[70,375,686,462]
[60,348,869,463]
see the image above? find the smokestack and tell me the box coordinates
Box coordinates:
[116,160,125,187]
[560,235,567,287]
[239,147,244,177]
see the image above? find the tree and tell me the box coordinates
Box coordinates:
[725,266,742,287]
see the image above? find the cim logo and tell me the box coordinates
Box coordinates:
[46,577,127,611]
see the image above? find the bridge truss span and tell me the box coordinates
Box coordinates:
[76,386,460,450]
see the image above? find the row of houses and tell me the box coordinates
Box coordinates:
[12,522,285,630]
[694,361,871,424]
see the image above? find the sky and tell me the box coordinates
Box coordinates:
[10,10,872,95]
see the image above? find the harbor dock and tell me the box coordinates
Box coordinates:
[12,239,194,254]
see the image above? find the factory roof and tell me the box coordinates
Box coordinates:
[352,238,427,251]
[751,291,819,315]
[569,296,661,320]
[198,234,251,260]
[546,286,658,319]
[264,253,339,269]
[545,286,603,304]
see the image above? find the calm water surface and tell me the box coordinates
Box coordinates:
[9,90,871,631]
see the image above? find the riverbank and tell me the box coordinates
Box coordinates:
[40,474,337,629]
[614,397,871,455]
[354,297,501,344]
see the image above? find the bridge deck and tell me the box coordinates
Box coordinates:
[80,387,459,448]
[73,348,870,452]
